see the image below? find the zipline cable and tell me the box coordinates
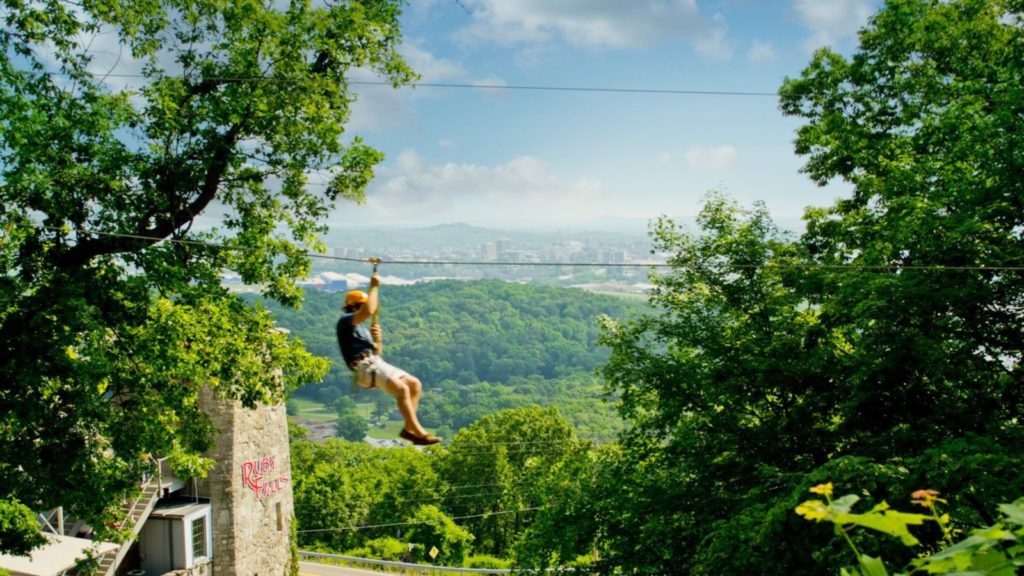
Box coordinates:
[39,226,667,268]
[28,68,780,97]
[34,226,1024,273]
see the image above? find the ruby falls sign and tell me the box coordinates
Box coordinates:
[241,455,291,500]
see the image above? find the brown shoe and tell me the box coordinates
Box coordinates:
[399,429,442,445]
[416,434,442,445]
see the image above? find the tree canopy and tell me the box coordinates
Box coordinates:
[0,0,413,552]
[291,406,587,564]
[257,281,641,438]
[516,0,1024,573]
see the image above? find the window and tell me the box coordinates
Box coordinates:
[192,516,207,559]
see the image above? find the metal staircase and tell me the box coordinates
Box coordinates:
[92,465,164,576]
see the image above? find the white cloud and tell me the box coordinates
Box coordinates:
[352,150,608,224]
[746,39,777,63]
[456,0,731,57]
[658,152,673,164]
[684,145,737,171]
[347,41,466,132]
[347,79,414,132]
[793,0,875,51]
[693,13,733,60]
[437,139,455,149]
[400,40,467,82]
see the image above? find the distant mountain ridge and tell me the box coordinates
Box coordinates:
[321,220,653,254]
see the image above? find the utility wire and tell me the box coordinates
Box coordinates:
[356,80,779,97]
[367,477,578,501]
[38,226,1024,272]
[389,479,539,496]
[297,505,547,533]
[51,70,780,97]
[440,447,581,457]
[396,480,531,495]
[435,438,609,447]
[393,490,508,505]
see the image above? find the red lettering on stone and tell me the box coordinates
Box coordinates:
[241,456,288,500]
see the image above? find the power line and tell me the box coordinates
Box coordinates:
[297,505,547,533]
[367,475,586,500]
[439,447,582,457]
[42,69,780,97]
[391,490,508,505]
[38,226,1024,272]
[353,79,778,97]
[396,480,532,495]
[436,438,609,447]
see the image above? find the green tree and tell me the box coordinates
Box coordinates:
[268,280,644,399]
[437,407,588,557]
[334,396,368,441]
[585,196,836,575]
[512,441,611,573]
[578,1,1024,573]
[0,0,413,550]
[0,499,45,555]
[264,284,634,438]
[288,418,309,443]
[291,439,440,552]
[403,505,474,565]
[778,0,1024,529]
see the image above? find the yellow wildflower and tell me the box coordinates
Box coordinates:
[795,500,830,522]
[809,483,834,498]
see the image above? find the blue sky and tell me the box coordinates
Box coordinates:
[332,0,883,230]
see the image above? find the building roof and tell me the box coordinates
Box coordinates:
[0,534,117,576]
[149,501,211,519]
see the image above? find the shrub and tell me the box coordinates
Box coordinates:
[796,483,1024,575]
[464,555,511,569]
[345,537,410,561]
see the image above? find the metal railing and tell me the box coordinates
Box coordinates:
[119,455,164,530]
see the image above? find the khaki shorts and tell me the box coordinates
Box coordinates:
[351,354,407,390]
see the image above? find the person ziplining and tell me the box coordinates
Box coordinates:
[335,261,441,446]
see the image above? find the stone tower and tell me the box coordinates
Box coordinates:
[197,388,294,576]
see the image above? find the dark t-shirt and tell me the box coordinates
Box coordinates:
[336,313,375,365]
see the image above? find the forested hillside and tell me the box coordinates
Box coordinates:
[250,280,645,436]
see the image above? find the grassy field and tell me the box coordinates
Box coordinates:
[290,397,338,422]
[290,396,419,440]
[366,419,407,440]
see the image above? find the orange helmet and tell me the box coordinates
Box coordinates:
[344,290,368,307]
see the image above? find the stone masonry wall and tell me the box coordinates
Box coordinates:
[197,388,294,576]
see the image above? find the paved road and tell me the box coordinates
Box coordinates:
[300,560,391,576]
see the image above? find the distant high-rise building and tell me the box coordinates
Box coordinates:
[481,242,497,261]
[606,250,627,264]
[322,272,348,292]
[496,238,512,256]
